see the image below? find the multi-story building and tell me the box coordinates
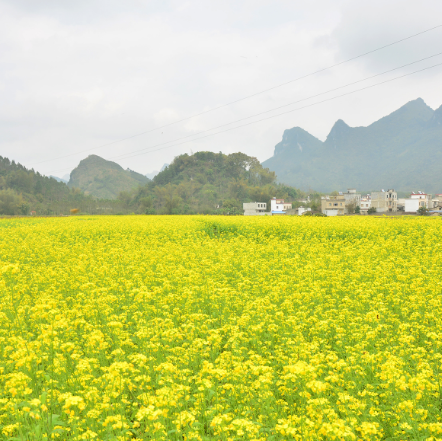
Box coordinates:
[344,189,361,208]
[404,192,433,213]
[321,189,361,215]
[359,195,371,214]
[321,194,346,215]
[243,202,267,216]
[371,189,397,212]
[433,194,442,210]
[271,198,291,215]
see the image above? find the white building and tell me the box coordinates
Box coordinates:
[323,209,338,216]
[359,196,371,214]
[271,198,291,215]
[404,191,433,213]
[404,198,420,213]
[297,206,311,215]
[243,202,267,216]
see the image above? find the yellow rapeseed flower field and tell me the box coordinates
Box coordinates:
[0,215,441,440]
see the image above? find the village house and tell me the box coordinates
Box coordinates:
[297,206,311,215]
[344,189,361,208]
[432,194,442,210]
[404,192,432,213]
[371,189,397,212]
[243,202,267,216]
[321,194,345,215]
[359,195,371,214]
[271,198,291,215]
[321,189,361,215]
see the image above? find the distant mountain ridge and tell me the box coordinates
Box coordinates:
[50,175,68,184]
[262,98,442,193]
[145,163,169,180]
[69,155,149,199]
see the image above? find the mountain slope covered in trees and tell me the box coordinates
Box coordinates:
[0,156,102,215]
[262,98,442,192]
[69,155,149,199]
[0,152,305,215]
[118,151,303,214]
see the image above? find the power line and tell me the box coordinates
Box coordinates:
[47,60,442,175]
[115,62,442,162]
[33,23,442,167]
[122,63,442,158]
[108,51,442,162]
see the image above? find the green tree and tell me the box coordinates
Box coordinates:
[355,205,361,214]
[156,183,182,214]
[417,206,429,216]
[367,207,377,214]
[346,202,356,214]
[0,189,25,215]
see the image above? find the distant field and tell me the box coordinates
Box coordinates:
[0,216,441,440]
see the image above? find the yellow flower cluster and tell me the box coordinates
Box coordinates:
[0,215,441,440]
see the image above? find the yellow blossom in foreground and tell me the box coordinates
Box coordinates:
[0,214,441,440]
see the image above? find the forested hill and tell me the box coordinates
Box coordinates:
[262,98,442,192]
[118,151,303,214]
[0,152,305,216]
[0,156,99,215]
[69,155,149,199]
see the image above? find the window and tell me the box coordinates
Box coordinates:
[334,203,338,206]
[329,203,331,206]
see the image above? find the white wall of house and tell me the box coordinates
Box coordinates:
[359,198,371,213]
[298,207,311,215]
[271,198,291,213]
[404,199,420,213]
[324,209,338,216]
[410,193,432,208]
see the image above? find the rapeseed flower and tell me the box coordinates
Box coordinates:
[0,215,441,439]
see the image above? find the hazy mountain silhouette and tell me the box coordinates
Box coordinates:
[262,98,442,192]
[145,163,169,180]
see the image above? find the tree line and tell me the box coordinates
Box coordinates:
[0,152,311,216]
[115,151,306,214]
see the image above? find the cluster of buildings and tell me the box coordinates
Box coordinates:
[321,189,442,216]
[243,198,310,216]
[243,190,442,216]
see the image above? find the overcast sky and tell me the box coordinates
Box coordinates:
[1,0,442,178]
